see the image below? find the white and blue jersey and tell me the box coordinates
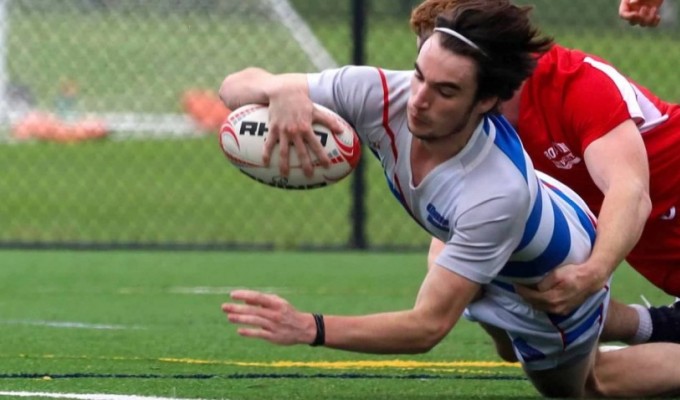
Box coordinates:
[308,66,609,370]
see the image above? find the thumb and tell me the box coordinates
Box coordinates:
[316,110,344,135]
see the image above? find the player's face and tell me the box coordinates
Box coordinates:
[407,35,487,142]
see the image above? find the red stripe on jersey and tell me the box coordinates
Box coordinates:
[377,68,410,212]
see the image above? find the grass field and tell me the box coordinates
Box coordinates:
[0,250,675,399]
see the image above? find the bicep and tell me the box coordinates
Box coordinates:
[583,119,649,194]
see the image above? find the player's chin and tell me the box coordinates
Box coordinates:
[408,126,437,142]
[407,120,431,138]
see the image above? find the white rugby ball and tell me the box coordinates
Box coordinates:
[219,103,361,189]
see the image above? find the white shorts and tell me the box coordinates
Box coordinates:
[465,280,610,371]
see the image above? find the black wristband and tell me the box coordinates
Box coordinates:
[310,313,325,347]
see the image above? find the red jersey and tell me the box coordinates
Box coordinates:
[518,45,680,221]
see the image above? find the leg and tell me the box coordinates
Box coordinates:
[602,298,680,344]
[481,322,596,398]
[479,322,517,362]
[524,348,595,398]
[590,343,680,397]
[600,299,639,342]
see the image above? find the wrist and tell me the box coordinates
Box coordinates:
[580,260,612,291]
[309,313,325,347]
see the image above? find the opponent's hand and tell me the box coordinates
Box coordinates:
[264,91,344,177]
[514,263,604,315]
[222,289,316,345]
[619,0,663,27]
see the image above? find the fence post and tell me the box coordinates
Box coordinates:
[0,0,8,126]
[349,0,367,249]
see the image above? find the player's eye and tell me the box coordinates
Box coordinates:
[438,88,455,98]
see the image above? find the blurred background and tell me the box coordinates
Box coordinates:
[0,0,678,251]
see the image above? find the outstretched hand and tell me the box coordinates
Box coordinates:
[264,91,344,178]
[619,0,664,27]
[222,289,315,345]
[514,263,604,315]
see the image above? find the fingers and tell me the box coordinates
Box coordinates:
[223,290,305,345]
[514,284,572,315]
[292,134,314,176]
[222,291,282,333]
[265,106,344,177]
[262,130,278,168]
[316,108,344,135]
[636,5,660,26]
[230,289,281,308]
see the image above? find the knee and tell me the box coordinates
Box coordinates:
[583,372,607,398]
[584,352,620,398]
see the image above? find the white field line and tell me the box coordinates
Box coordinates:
[117,286,291,295]
[0,392,217,400]
[0,319,143,330]
[168,286,291,295]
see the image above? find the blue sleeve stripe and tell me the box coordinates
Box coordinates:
[488,114,528,182]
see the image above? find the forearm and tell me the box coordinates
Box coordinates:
[588,181,651,286]
[322,309,454,354]
[219,67,309,110]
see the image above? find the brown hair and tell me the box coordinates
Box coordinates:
[410,0,456,37]
[430,0,553,105]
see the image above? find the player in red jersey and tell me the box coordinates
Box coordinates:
[411,0,680,345]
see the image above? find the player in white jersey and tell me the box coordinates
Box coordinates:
[310,66,605,372]
[220,1,680,397]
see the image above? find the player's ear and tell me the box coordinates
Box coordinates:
[476,96,499,115]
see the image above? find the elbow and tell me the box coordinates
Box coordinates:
[410,322,451,354]
[633,181,652,221]
[218,73,239,110]
[219,67,264,110]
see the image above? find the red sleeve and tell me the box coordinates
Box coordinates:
[562,64,635,154]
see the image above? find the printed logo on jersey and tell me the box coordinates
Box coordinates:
[544,142,582,170]
[426,203,449,231]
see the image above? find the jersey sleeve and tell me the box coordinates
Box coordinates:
[562,58,642,153]
[307,66,386,143]
[434,185,529,284]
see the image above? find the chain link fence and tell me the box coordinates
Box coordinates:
[1,0,678,250]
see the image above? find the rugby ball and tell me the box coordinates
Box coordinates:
[219,103,361,189]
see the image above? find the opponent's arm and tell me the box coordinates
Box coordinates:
[223,265,479,354]
[219,68,341,177]
[517,119,651,313]
[619,0,664,27]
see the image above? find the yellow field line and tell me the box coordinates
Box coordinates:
[8,354,520,370]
